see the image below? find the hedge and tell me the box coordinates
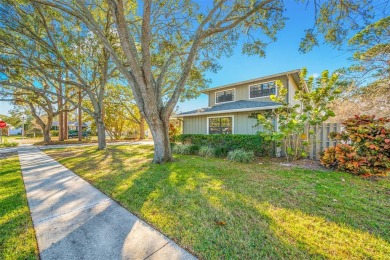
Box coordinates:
[175,134,267,156]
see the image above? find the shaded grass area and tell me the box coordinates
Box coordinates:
[45,145,390,259]
[0,154,38,259]
[33,137,139,146]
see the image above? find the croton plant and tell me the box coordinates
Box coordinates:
[321,115,390,176]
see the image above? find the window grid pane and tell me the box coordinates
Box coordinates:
[250,82,276,98]
[216,89,234,103]
[208,117,232,134]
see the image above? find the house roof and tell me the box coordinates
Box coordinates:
[52,121,88,127]
[173,100,281,117]
[201,69,301,94]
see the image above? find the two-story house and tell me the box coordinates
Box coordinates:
[173,69,304,135]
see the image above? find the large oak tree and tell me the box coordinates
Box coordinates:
[13,0,379,162]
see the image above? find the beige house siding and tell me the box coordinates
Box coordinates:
[183,111,267,135]
[288,74,301,107]
[207,76,289,106]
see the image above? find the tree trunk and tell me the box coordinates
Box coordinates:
[148,117,172,163]
[64,107,68,140]
[78,90,82,141]
[95,117,106,150]
[139,116,145,139]
[58,83,64,141]
[58,112,64,141]
[43,126,51,144]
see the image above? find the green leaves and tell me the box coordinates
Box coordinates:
[256,67,340,161]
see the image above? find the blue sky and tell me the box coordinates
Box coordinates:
[177,1,356,113]
[0,2,359,116]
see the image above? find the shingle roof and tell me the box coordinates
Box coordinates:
[174,100,281,117]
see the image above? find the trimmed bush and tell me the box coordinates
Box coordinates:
[175,134,267,156]
[198,146,216,157]
[50,130,59,137]
[227,149,255,163]
[215,146,229,157]
[172,144,199,155]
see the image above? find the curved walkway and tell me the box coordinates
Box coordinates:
[16,145,195,260]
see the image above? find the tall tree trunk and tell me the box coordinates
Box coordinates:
[64,72,68,140]
[95,116,106,150]
[78,90,82,141]
[147,117,172,163]
[43,125,51,144]
[58,101,64,141]
[64,107,68,140]
[43,115,53,145]
[139,116,145,139]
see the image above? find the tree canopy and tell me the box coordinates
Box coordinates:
[0,0,384,162]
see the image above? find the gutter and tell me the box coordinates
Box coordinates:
[171,105,281,118]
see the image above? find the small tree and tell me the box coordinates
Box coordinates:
[256,68,340,161]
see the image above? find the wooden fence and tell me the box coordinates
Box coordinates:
[309,123,341,160]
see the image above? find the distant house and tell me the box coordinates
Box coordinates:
[172,69,305,135]
[9,127,22,135]
[51,121,88,131]
[0,123,21,136]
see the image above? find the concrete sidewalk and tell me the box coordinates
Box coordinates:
[18,146,195,260]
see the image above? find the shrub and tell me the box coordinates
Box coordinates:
[50,130,59,137]
[172,144,199,155]
[175,134,267,156]
[198,146,216,157]
[169,121,181,142]
[320,146,337,168]
[214,146,229,157]
[0,138,18,148]
[321,115,390,176]
[227,149,255,163]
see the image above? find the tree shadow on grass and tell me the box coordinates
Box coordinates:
[113,154,390,259]
[48,146,390,259]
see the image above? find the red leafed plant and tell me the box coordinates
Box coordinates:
[320,115,390,176]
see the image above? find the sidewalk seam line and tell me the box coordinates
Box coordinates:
[143,242,169,260]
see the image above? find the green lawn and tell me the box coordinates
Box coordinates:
[45,145,390,259]
[0,154,38,259]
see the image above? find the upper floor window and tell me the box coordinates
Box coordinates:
[215,89,234,103]
[249,81,276,98]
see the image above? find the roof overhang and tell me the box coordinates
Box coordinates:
[171,105,281,118]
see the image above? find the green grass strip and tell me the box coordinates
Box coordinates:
[0,154,38,260]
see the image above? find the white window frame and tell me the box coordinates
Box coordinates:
[215,88,236,104]
[206,115,234,134]
[248,81,277,99]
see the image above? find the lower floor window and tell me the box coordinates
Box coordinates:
[208,117,233,134]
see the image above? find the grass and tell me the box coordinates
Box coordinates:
[0,138,18,148]
[45,145,390,259]
[33,137,140,146]
[0,154,38,259]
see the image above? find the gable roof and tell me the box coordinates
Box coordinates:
[173,100,281,117]
[201,69,301,94]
